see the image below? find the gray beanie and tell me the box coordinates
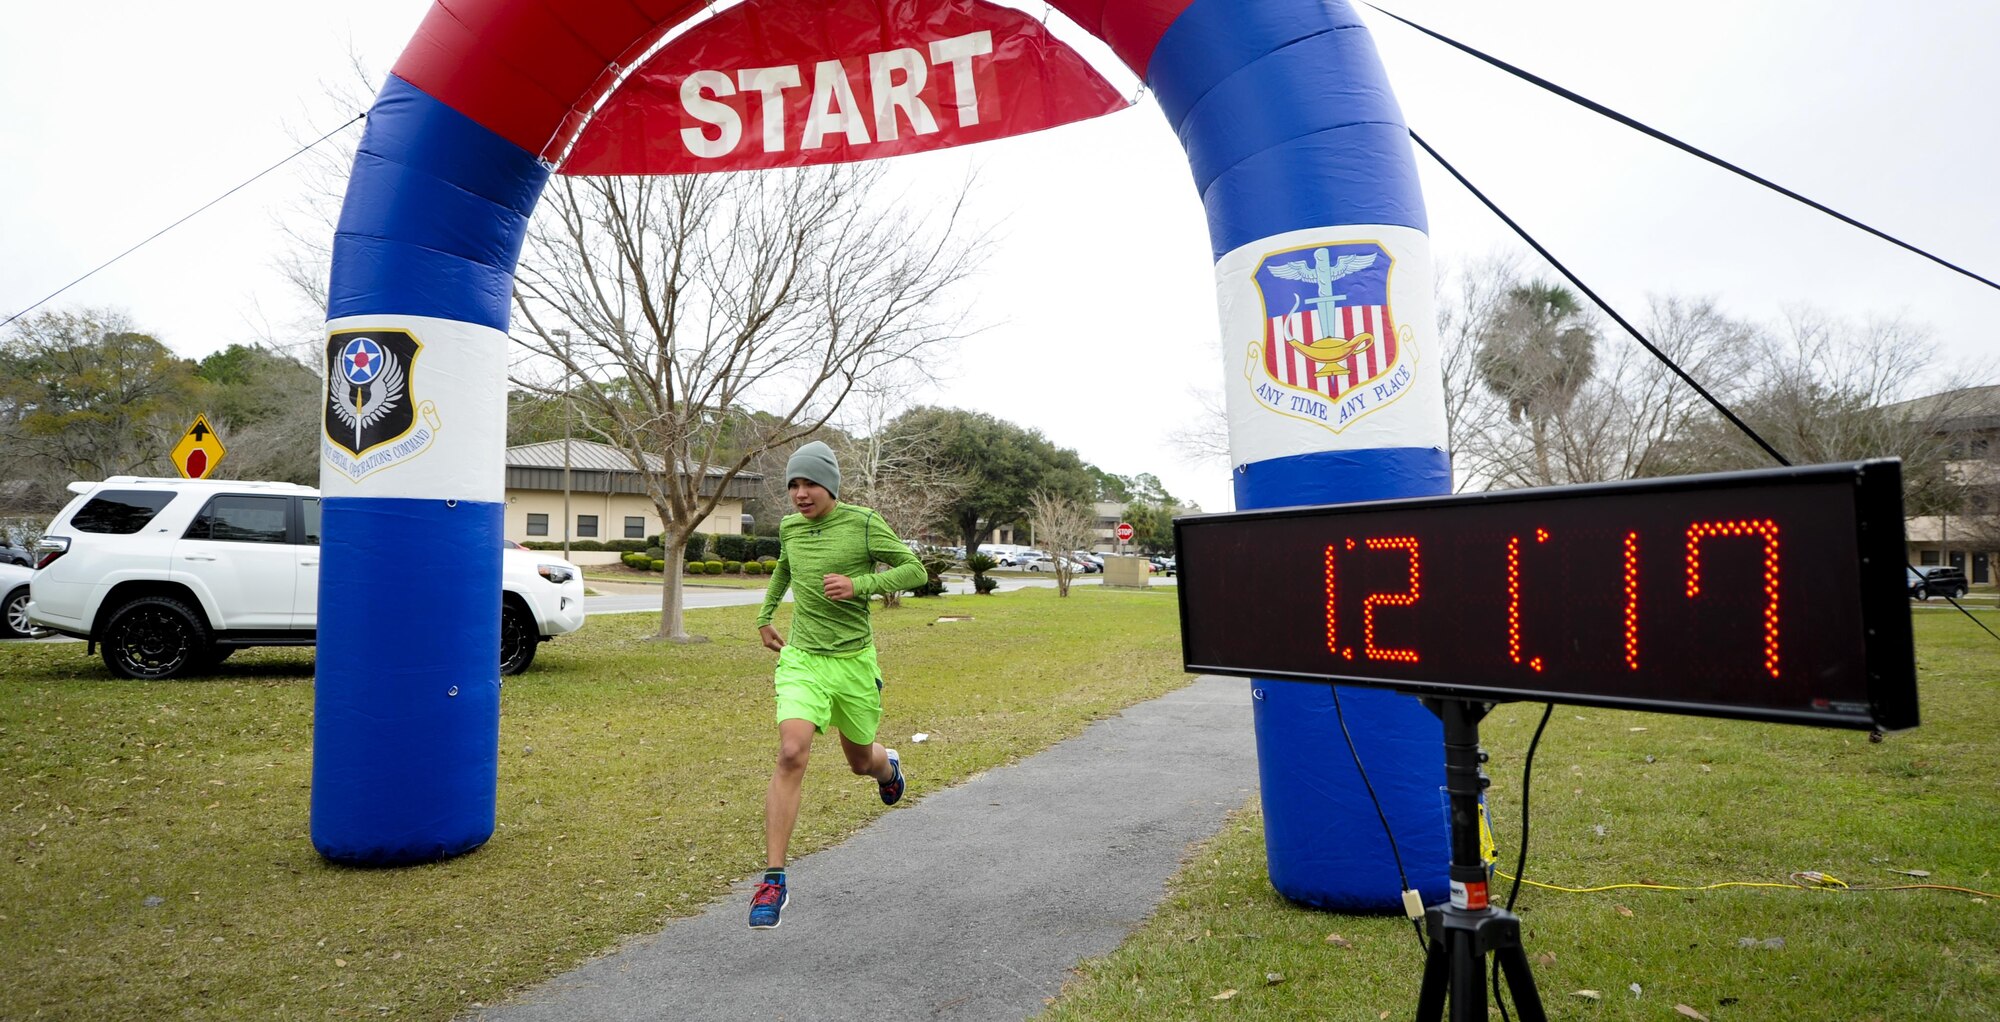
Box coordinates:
[784,440,841,498]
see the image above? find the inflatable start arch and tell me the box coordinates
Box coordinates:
[315,0,1452,910]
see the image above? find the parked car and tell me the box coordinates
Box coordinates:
[2,562,41,639]
[0,536,33,568]
[1068,550,1103,573]
[28,477,585,679]
[1911,566,1969,600]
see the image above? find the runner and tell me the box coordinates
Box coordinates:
[750,440,928,929]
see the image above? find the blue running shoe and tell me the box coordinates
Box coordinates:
[748,872,788,929]
[879,748,905,806]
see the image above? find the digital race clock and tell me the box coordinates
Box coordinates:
[1175,460,1917,731]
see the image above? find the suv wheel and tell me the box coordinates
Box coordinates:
[4,584,39,639]
[500,601,538,676]
[101,596,210,679]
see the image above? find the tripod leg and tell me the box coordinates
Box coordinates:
[1493,944,1549,1022]
[1449,928,1487,1022]
[1415,927,1449,1022]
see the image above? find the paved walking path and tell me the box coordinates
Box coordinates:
[468,674,1257,1022]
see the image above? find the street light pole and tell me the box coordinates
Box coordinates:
[554,328,573,561]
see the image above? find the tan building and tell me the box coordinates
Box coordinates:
[1893,385,2000,585]
[504,441,760,558]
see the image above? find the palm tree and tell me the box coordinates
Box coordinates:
[1474,281,1600,485]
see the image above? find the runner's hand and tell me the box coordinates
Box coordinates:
[822,573,856,601]
[759,625,785,652]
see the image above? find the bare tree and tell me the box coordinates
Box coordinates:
[1667,308,1979,514]
[1027,489,1098,597]
[511,166,985,641]
[1433,252,1523,491]
[1470,294,1758,488]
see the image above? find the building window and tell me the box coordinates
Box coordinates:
[526,513,549,537]
[625,516,645,539]
[577,515,599,538]
[1920,550,1940,565]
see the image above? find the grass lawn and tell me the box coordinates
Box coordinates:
[0,585,1187,1021]
[1036,609,2000,1021]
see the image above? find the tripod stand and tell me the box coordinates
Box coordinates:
[1414,698,1546,1022]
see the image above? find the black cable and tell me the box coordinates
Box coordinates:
[1505,704,1554,913]
[1329,686,1428,953]
[1364,3,2000,296]
[1487,702,1554,1022]
[1,112,367,330]
[1408,129,1792,468]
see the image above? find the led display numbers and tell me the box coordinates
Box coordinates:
[1176,461,1917,731]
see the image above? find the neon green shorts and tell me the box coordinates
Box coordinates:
[772,644,884,744]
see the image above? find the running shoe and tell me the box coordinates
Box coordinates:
[748,872,788,929]
[879,748,905,806]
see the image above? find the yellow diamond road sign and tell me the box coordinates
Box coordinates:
[172,413,226,479]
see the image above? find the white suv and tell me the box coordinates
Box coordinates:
[29,477,585,679]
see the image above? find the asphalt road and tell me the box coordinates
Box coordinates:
[465,673,1256,1022]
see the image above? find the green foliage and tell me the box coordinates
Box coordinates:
[754,537,781,559]
[0,309,205,511]
[884,406,1095,553]
[1120,501,1181,555]
[964,552,999,574]
[973,574,1000,594]
[649,558,666,572]
[605,539,647,553]
[743,561,763,575]
[716,534,752,562]
[703,560,725,575]
[907,553,953,597]
[723,560,743,573]
[646,546,666,560]
[683,534,709,561]
[683,560,702,574]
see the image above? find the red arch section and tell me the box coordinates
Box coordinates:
[389,0,1192,164]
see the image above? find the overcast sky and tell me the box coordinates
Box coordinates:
[4,1,1996,516]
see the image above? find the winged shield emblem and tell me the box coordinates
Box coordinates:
[324,329,421,458]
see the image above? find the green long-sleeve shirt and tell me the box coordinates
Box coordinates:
[756,502,928,656]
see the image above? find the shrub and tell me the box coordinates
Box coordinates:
[567,539,604,552]
[965,553,999,574]
[649,558,667,572]
[743,561,764,575]
[523,540,562,551]
[754,536,782,560]
[704,560,725,575]
[723,560,744,574]
[683,534,709,561]
[716,534,751,562]
[606,539,647,553]
[621,552,644,568]
[973,575,999,594]
[907,553,953,597]
[684,560,702,574]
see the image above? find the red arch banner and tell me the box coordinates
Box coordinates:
[562,0,1130,174]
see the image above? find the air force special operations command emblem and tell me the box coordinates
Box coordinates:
[1245,240,1416,432]
[323,328,440,481]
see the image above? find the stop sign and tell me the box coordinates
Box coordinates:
[1115,522,1134,542]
